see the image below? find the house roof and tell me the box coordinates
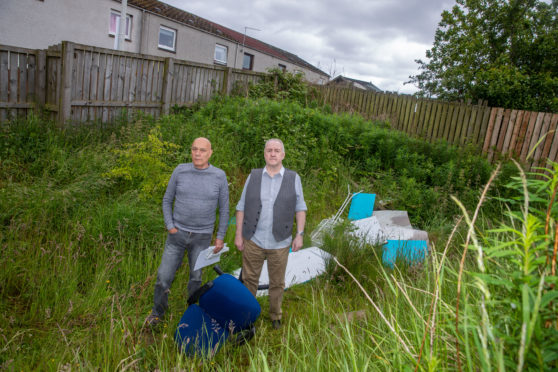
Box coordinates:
[329,75,382,92]
[126,0,329,77]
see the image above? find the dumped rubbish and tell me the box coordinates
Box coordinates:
[347,193,376,220]
[314,190,429,268]
[175,267,260,357]
[234,247,332,297]
[310,186,362,245]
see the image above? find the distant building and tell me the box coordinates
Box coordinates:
[328,75,382,92]
[0,0,329,84]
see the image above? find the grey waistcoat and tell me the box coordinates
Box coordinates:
[242,168,297,242]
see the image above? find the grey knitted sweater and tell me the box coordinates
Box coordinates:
[162,163,229,239]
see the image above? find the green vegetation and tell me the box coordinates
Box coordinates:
[410,0,558,113]
[1,95,556,370]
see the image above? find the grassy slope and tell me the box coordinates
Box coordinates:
[1,97,555,371]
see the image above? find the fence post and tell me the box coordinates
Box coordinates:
[58,41,74,125]
[35,49,46,112]
[221,67,232,95]
[161,57,174,115]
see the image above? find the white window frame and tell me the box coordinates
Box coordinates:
[214,44,228,65]
[158,25,177,52]
[109,10,132,40]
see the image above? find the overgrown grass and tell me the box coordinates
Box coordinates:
[1,96,555,371]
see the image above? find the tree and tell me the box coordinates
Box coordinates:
[409,0,558,113]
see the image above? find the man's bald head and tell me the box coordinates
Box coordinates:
[192,137,212,149]
[191,137,213,169]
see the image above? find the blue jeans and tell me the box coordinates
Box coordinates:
[152,230,212,317]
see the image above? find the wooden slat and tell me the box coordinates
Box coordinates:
[444,104,457,143]
[488,108,505,161]
[9,52,18,103]
[117,55,126,102]
[123,56,132,102]
[465,106,477,144]
[155,61,164,104]
[455,104,468,145]
[89,51,100,121]
[398,95,408,129]
[520,112,539,162]
[514,111,532,156]
[103,53,113,122]
[501,109,518,155]
[495,109,512,154]
[1,51,10,103]
[25,53,35,103]
[416,99,428,137]
[449,103,461,144]
[0,102,34,108]
[475,107,491,147]
[35,50,46,107]
[429,101,441,142]
[508,110,524,157]
[546,114,558,165]
[450,104,464,144]
[538,114,558,167]
[525,112,545,163]
[482,108,499,154]
[83,50,93,121]
[180,64,189,104]
[532,113,553,169]
[432,102,446,141]
[145,59,154,102]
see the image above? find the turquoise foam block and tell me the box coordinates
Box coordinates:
[382,240,428,268]
[347,193,376,220]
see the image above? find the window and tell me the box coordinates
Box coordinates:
[214,44,227,65]
[278,64,286,72]
[243,53,254,70]
[109,10,132,40]
[158,26,176,52]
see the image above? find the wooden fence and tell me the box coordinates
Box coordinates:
[2,41,557,170]
[310,85,558,170]
[0,41,263,123]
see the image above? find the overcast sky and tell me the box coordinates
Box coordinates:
[162,0,455,94]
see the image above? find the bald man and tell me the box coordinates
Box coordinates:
[146,137,229,327]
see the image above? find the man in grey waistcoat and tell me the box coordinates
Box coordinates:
[145,137,229,327]
[234,138,306,330]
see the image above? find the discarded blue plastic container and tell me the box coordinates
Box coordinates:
[174,272,261,357]
[347,193,376,220]
[382,240,428,268]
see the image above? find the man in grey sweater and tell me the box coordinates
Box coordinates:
[146,137,229,327]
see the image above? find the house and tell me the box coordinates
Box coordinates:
[0,0,329,84]
[328,75,382,92]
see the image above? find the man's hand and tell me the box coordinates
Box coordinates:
[213,239,224,254]
[292,234,303,252]
[235,234,244,251]
[168,227,178,234]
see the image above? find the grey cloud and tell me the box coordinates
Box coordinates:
[163,0,456,93]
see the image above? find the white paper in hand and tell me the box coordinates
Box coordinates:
[193,244,229,271]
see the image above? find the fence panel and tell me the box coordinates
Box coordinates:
[0,45,38,121]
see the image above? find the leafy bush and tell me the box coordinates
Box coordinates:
[104,126,181,200]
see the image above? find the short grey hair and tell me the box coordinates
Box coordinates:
[265,138,285,152]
